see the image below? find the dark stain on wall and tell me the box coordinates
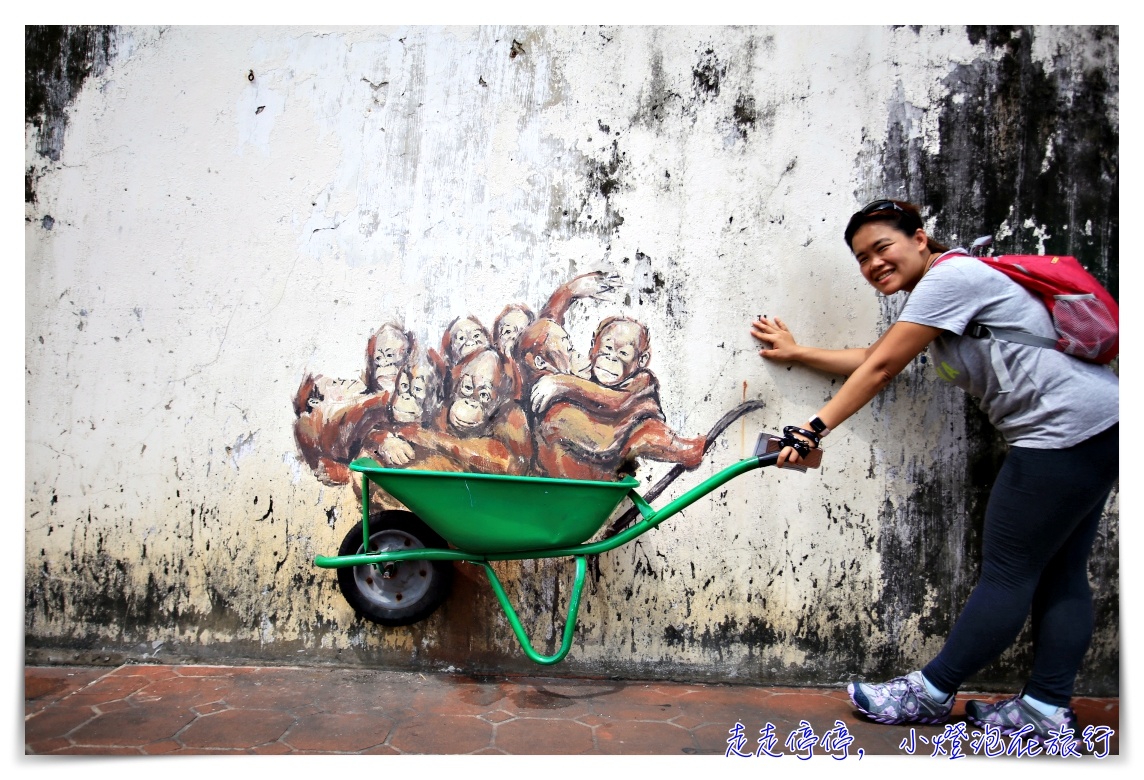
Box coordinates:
[883,25,1118,297]
[862,25,1118,690]
[26,521,334,652]
[700,616,780,658]
[578,138,627,233]
[692,47,726,100]
[730,94,758,141]
[632,49,682,129]
[26,26,117,175]
[26,166,38,206]
[585,139,625,200]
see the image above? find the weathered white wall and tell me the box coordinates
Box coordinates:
[26,25,1118,691]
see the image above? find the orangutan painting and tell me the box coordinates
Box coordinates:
[292,271,714,485]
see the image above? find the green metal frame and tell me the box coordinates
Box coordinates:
[314,455,769,663]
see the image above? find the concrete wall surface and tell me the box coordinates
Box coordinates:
[25,25,1119,693]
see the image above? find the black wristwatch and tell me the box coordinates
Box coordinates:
[808,415,831,438]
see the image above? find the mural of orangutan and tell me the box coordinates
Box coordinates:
[493,270,622,360]
[522,316,706,480]
[364,322,413,394]
[360,346,446,469]
[292,373,390,486]
[399,347,533,475]
[292,271,714,485]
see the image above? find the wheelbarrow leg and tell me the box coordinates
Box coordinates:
[480,556,588,665]
[361,473,371,542]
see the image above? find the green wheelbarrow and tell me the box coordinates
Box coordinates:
[314,431,822,665]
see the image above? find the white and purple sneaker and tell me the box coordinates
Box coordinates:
[965,695,1078,742]
[847,671,954,725]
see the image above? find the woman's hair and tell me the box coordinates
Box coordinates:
[843,199,949,254]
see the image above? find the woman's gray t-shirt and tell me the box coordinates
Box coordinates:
[897,255,1118,449]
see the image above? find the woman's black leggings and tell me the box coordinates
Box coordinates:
[922,423,1119,706]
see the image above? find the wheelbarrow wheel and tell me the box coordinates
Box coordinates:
[336,510,454,626]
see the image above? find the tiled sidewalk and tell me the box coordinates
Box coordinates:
[24,664,1119,757]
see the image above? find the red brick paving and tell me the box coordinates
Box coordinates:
[140,739,182,755]
[69,706,197,747]
[24,664,1119,757]
[180,709,296,749]
[495,717,596,754]
[595,719,694,754]
[283,712,393,752]
[389,713,495,754]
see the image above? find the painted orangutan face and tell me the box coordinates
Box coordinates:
[315,375,366,404]
[371,328,409,389]
[517,319,590,379]
[591,320,647,387]
[390,364,439,424]
[496,308,532,356]
[447,350,503,432]
[448,318,490,363]
[298,376,324,413]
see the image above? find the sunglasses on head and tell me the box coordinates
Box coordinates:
[858,199,905,216]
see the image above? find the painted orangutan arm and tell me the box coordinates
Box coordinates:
[294,414,324,470]
[531,372,659,417]
[539,270,623,324]
[316,458,352,485]
[403,407,532,475]
[318,392,391,461]
[295,397,387,484]
[362,428,416,467]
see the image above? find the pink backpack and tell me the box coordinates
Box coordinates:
[934,242,1119,365]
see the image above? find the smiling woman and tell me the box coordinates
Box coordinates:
[749,198,1119,742]
[847,201,949,295]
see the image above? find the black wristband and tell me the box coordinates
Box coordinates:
[783,426,821,448]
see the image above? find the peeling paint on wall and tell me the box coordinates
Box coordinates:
[25,24,118,221]
[25,25,118,163]
[25,25,1117,694]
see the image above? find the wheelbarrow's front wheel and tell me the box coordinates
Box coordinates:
[336,510,454,626]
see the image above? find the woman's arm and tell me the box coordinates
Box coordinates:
[751,316,878,375]
[778,321,942,466]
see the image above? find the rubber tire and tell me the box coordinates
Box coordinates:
[336,510,454,626]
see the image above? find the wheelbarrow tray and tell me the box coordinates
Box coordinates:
[350,457,639,554]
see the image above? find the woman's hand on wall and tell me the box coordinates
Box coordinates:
[751,315,870,376]
[751,316,801,360]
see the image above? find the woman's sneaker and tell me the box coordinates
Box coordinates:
[965,696,1078,741]
[847,671,954,725]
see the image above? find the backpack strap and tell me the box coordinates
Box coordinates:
[930,248,971,266]
[985,336,1014,394]
[933,250,1061,392]
[967,323,1059,351]
[937,250,1063,355]
[966,324,1060,394]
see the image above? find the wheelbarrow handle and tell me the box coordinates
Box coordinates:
[629,454,770,526]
